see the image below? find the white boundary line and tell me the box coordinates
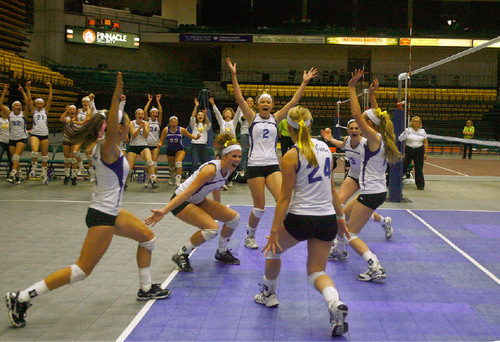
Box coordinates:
[424,161,470,176]
[115,249,197,342]
[407,209,500,285]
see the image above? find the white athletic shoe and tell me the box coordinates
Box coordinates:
[382,217,393,240]
[29,170,35,179]
[254,292,279,308]
[77,167,85,176]
[328,300,349,336]
[328,244,348,261]
[41,175,49,185]
[244,236,259,249]
[168,178,175,185]
[88,174,95,183]
[358,262,387,282]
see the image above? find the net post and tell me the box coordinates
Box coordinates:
[388,107,405,202]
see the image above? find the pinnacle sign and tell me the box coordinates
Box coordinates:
[66,26,140,49]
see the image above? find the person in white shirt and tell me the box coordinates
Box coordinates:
[0,85,12,174]
[74,94,96,181]
[146,133,242,273]
[226,57,318,249]
[190,98,212,171]
[398,116,428,190]
[5,73,170,329]
[143,94,163,184]
[59,104,85,186]
[254,106,349,337]
[332,70,402,282]
[1,82,31,184]
[29,82,53,184]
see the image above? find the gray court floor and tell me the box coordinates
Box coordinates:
[0,157,499,341]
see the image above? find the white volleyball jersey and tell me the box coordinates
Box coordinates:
[213,105,240,137]
[248,114,279,166]
[344,136,365,179]
[147,119,161,146]
[0,117,9,143]
[359,134,388,194]
[31,108,49,136]
[75,109,90,128]
[89,143,130,216]
[129,120,148,146]
[9,112,27,140]
[175,160,230,205]
[289,139,336,216]
[62,116,74,144]
[190,117,211,145]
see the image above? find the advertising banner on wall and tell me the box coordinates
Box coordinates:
[66,26,140,49]
[253,35,325,44]
[327,37,398,46]
[399,38,472,47]
[180,34,252,43]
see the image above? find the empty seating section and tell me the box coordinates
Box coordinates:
[53,65,203,96]
[227,83,497,136]
[0,0,33,53]
[0,49,74,87]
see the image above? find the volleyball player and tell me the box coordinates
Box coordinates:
[144,94,163,184]
[28,82,52,184]
[59,104,84,185]
[254,106,349,337]
[145,133,242,272]
[1,82,31,184]
[190,98,212,172]
[321,121,393,261]
[158,116,200,187]
[226,57,318,249]
[5,73,170,329]
[0,85,12,176]
[126,108,158,188]
[331,70,402,282]
[74,95,96,181]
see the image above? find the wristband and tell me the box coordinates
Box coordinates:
[337,214,345,220]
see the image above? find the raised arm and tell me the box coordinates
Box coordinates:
[102,72,123,162]
[143,94,153,121]
[88,93,97,115]
[320,127,346,149]
[156,94,163,125]
[45,82,53,113]
[209,97,224,127]
[368,79,379,110]
[274,67,318,122]
[59,104,70,123]
[226,57,255,123]
[119,94,126,113]
[0,84,9,118]
[348,69,380,150]
[18,83,31,118]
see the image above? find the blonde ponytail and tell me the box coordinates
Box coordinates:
[373,109,403,164]
[287,106,318,167]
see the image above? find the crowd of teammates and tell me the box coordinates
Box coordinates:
[4,66,404,338]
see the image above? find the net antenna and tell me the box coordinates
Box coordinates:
[397,35,500,128]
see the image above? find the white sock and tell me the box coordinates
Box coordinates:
[361,251,379,266]
[71,168,77,177]
[218,234,230,253]
[19,280,49,302]
[31,161,37,171]
[178,240,195,255]
[175,175,181,182]
[336,236,348,253]
[321,286,340,304]
[65,168,70,177]
[263,276,278,296]
[138,267,152,292]
[246,225,257,238]
[10,169,17,177]
[41,166,47,177]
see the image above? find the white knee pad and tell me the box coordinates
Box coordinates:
[265,250,282,260]
[70,264,87,284]
[252,207,266,219]
[12,154,20,162]
[175,161,182,168]
[139,237,156,251]
[347,233,358,243]
[153,161,158,168]
[64,158,72,164]
[73,151,81,158]
[201,228,218,241]
[308,271,326,288]
[31,151,39,159]
[42,155,49,163]
[224,213,240,229]
[145,159,154,167]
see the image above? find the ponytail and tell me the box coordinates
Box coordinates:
[66,113,106,149]
[372,108,402,165]
[287,106,318,167]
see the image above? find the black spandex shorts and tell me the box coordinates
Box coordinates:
[85,207,118,228]
[357,192,387,211]
[166,147,185,157]
[284,213,338,242]
[246,164,281,180]
[170,193,193,216]
[31,134,48,141]
[347,175,360,186]
[9,139,28,147]
[148,145,158,151]
[128,145,149,155]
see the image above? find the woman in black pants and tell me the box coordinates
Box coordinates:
[398,116,428,190]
